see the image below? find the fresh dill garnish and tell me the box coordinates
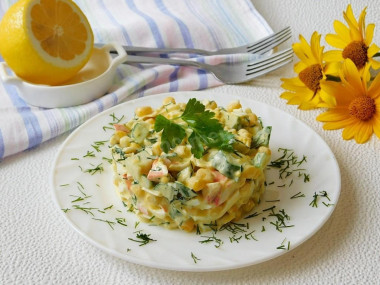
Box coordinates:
[203,221,218,233]
[72,205,98,216]
[104,205,113,210]
[309,191,331,208]
[102,156,113,164]
[220,222,249,235]
[244,230,258,241]
[263,205,276,212]
[191,252,201,264]
[102,125,113,131]
[128,231,156,246]
[290,192,305,199]
[61,208,71,213]
[82,163,104,175]
[77,181,85,190]
[244,212,261,219]
[83,150,95,158]
[116,218,128,227]
[276,238,290,250]
[268,148,310,182]
[229,235,243,243]
[70,195,91,203]
[92,218,116,230]
[268,208,294,232]
[199,234,223,248]
[109,113,125,124]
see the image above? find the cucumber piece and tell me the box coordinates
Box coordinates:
[177,166,193,183]
[251,126,272,148]
[173,182,197,200]
[154,183,174,201]
[139,175,153,189]
[131,122,150,144]
[211,150,241,179]
[253,152,269,168]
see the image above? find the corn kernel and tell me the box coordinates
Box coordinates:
[135,106,153,117]
[163,96,176,105]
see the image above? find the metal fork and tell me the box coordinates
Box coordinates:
[124,48,293,84]
[109,26,291,56]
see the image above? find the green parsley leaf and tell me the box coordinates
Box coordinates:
[154,98,235,158]
[154,115,186,153]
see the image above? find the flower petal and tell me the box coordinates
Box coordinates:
[326,34,347,49]
[323,50,344,62]
[341,59,364,94]
[310,32,323,63]
[317,108,350,122]
[354,120,373,143]
[320,80,355,105]
[333,20,351,41]
[342,122,358,140]
[367,43,380,57]
[373,113,380,139]
[319,89,337,107]
[365,23,375,45]
[368,72,380,98]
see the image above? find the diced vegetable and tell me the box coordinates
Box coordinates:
[251,126,272,148]
[131,122,150,144]
[211,151,241,179]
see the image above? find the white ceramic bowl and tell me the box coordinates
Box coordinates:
[0,42,127,108]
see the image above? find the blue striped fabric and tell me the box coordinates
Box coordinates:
[0,0,272,160]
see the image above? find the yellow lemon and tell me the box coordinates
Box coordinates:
[0,0,94,85]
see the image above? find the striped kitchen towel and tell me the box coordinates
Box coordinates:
[0,0,272,160]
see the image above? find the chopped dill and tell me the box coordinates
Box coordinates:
[244,212,261,219]
[191,252,201,264]
[72,205,98,216]
[128,231,156,246]
[83,150,95,158]
[199,234,223,248]
[92,218,116,230]
[116,217,128,227]
[290,192,305,199]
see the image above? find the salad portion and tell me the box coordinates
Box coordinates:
[110,97,271,232]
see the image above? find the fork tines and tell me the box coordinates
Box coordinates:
[247,26,291,54]
[246,48,293,76]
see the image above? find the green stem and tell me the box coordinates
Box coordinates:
[325,74,341,82]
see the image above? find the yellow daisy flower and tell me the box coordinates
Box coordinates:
[280,32,336,110]
[317,59,380,144]
[324,4,380,71]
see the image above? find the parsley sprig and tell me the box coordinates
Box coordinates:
[154,98,235,158]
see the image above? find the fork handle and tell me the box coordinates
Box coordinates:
[95,43,213,55]
[125,54,207,69]
[123,46,214,56]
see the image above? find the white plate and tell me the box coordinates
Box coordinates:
[51,91,341,272]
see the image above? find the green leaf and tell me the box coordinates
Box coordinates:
[154,115,186,153]
[154,99,236,157]
[188,131,205,159]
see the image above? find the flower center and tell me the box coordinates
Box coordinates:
[342,41,368,69]
[298,64,323,92]
[348,96,376,121]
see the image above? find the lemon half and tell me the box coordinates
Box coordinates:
[0,0,94,85]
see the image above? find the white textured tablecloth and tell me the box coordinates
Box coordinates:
[1,0,380,284]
